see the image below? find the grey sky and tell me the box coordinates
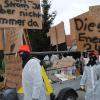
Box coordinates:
[49,0,100,34]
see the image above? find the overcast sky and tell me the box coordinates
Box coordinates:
[49,0,100,35]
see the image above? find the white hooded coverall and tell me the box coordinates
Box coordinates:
[22,58,47,100]
[80,64,100,100]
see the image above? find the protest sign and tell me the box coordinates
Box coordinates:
[0,0,42,29]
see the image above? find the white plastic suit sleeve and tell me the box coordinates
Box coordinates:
[80,67,87,86]
[90,67,95,89]
[29,59,44,99]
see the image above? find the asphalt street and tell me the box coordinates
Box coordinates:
[52,76,85,100]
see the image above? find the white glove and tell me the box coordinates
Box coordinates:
[80,85,85,90]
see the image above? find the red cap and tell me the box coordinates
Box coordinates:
[18,45,31,54]
[89,51,98,59]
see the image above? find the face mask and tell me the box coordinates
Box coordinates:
[19,52,29,59]
[89,56,97,64]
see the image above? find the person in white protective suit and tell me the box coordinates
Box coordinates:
[18,45,47,100]
[80,51,100,100]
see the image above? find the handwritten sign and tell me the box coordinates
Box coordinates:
[73,16,100,52]
[0,0,42,29]
[4,28,23,90]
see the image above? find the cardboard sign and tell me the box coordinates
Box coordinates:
[70,18,77,41]
[5,55,22,90]
[70,12,89,41]
[89,5,100,16]
[72,15,100,52]
[0,0,42,29]
[56,22,66,44]
[49,21,65,46]
[0,29,4,50]
[4,28,23,53]
[49,27,57,46]
[70,6,100,52]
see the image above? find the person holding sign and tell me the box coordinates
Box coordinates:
[80,51,100,100]
[18,45,46,100]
